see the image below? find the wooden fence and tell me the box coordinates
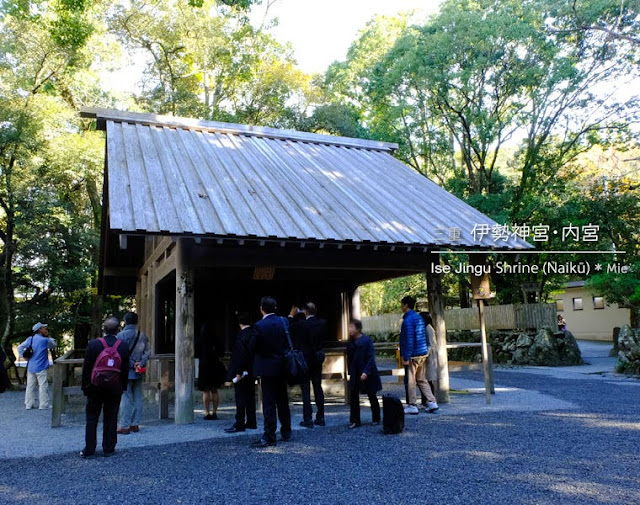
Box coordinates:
[362,303,557,334]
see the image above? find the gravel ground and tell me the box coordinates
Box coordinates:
[1,343,639,505]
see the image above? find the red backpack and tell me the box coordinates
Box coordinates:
[90,338,123,391]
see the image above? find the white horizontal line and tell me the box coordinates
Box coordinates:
[433,250,625,254]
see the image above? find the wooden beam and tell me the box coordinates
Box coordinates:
[190,245,432,271]
[154,252,177,285]
[139,236,173,278]
[103,267,139,277]
[426,253,450,404]
[174,238,195,424]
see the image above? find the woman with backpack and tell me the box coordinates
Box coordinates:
[346,319,382,429]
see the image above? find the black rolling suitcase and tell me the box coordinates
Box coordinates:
[382,393,404,434]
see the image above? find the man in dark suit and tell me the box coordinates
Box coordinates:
[80,317,130,458]
[290,302,327,427]
[250,296,291,448]
[224,312,257,433]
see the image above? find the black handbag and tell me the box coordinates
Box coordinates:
[23,336,35,361]
[281,318,308,386]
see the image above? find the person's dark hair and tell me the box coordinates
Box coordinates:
[260,296,277,314]
[350,319,363,332]
[124,312,138,325]
[401,296,416,309]
[304,302,317,315]
[420,311,433,326]
[103,317,120,335]
[238,312,252,326]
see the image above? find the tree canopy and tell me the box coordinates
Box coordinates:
[0,0,638,368]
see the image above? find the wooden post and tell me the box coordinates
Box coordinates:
[174,238,195,424]
[51,361,64,427]
[340,290,350,341]
[351,287,361,320]
[426,253,450,403]
[477,299,492,404]
[488,344,495,395]
[159,357,170,419]
[340,290,351,404]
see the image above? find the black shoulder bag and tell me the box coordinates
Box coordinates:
[23,336,35,361]
[281,318,308,386]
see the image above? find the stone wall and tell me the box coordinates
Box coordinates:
[617,325,640,375]
[448,328,583,366]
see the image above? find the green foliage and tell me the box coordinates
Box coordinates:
[110,0,318,126]
[323,0,639,309]
[0,0,121,353]
[360,274,427,316]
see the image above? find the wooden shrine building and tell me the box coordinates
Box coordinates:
[82,108,531,424]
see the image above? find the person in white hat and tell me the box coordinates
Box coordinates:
[17,323,57,409]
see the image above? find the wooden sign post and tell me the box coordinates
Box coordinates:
[470,254,492,404]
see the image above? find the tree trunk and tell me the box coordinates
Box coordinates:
[85,176,104,341]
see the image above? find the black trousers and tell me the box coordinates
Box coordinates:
[300,364,324,422]
[349,387,380,425]
[234,378,257,429]
[84,392,121,454]
[260,376,291,442]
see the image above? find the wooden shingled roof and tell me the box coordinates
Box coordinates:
[82,108,533,251]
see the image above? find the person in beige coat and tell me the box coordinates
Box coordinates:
[421,312,439,396]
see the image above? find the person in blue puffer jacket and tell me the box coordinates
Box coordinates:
[399,296,438,415]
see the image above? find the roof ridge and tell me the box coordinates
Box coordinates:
[79,107,398,152]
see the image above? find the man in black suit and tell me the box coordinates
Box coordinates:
[290,302,327,427]
[250,296,291,448]
[224,312,257,433]
[80,317,130,458]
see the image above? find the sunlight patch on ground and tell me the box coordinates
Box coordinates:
[543,412,640,431]
[508,473,640,504]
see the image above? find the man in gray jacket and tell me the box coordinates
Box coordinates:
[116,312,150,434]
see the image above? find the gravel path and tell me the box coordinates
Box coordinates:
[1,341,638,505]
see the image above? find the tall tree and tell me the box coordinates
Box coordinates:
[109,0,317,126]
[0,0,115,371]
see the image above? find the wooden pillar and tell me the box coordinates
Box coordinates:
[51,361,64,427]
[159,358,170,419]
[174,238,195,424]
[477,299,491,404]
[426,253,450,403]
[147,267,154,350]
[339,290,350,341]
[340,290,351,404]
[351,287,361,320]
[135,278,142,314]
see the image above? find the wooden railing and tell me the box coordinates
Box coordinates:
[51,352,175,428]
[363,303,558,334]
[52,341,493,426]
